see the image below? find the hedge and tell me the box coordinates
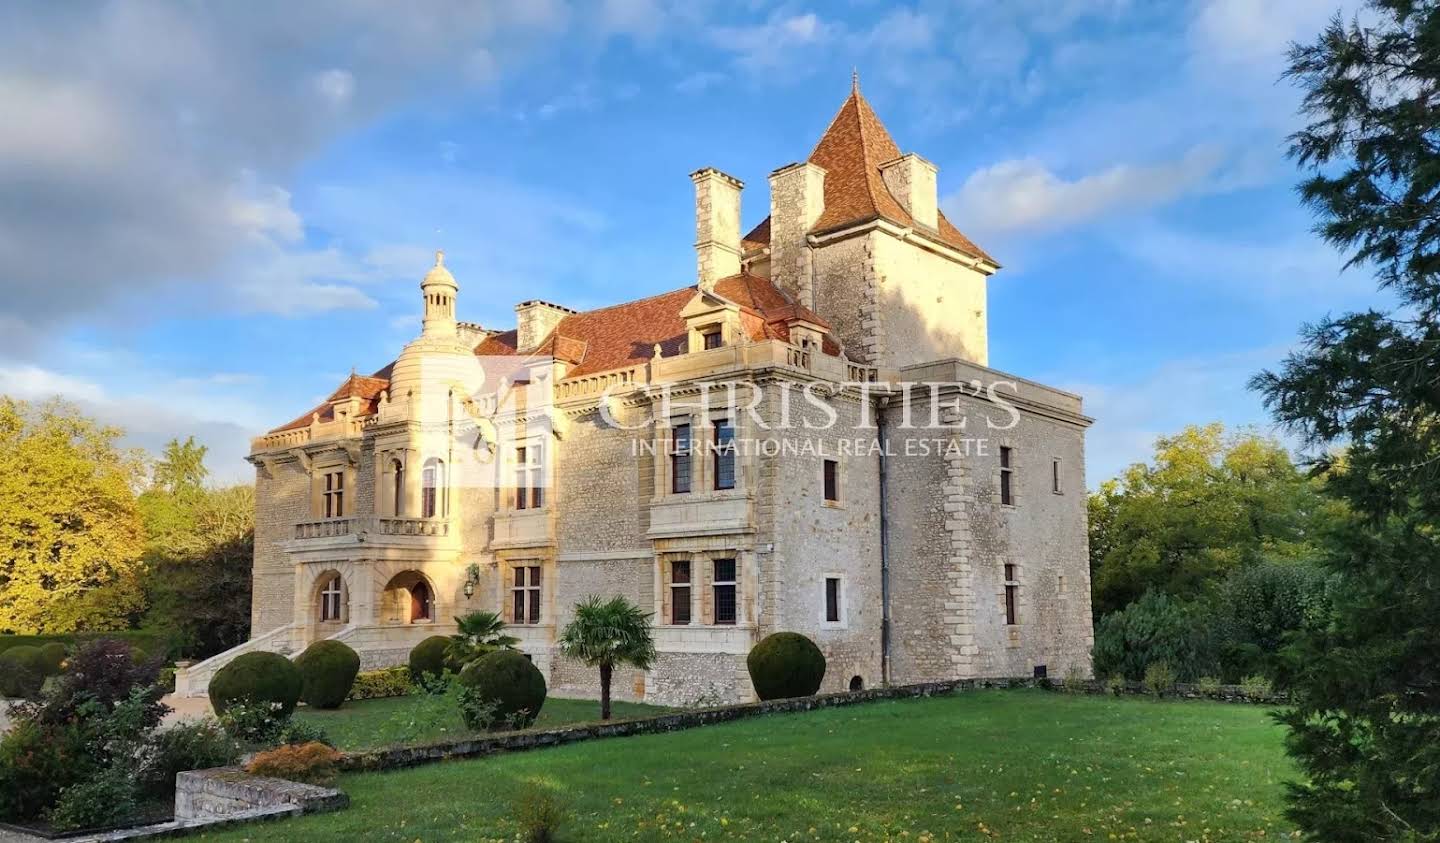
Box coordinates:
[457,649,547,728]
[295,641,361,709]
[0,631,174,660]
[348,667,413,701]
[747,632,827,700]
[209,651,303,717]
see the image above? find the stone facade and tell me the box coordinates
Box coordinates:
[176,85,1093,706]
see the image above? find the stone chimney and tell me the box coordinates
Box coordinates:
[515,300,575,351]
[768,161,826,309]
[690,168,743,291]
[879,153,938,230]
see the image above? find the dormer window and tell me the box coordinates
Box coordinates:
[703,329,722,350]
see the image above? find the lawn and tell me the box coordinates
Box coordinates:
[200,690,1298,842]
[294,694,672,751]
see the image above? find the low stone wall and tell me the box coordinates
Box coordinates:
[0,769,347,842]
[1072,679,1290,705]
[343,676,1039,772]
[174,768,348,820]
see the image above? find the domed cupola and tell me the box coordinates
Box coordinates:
[388,251,484,417]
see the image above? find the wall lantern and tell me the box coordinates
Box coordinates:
[463,563,482,599]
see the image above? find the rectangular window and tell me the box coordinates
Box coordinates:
[1000,446,1014,506]
[1052,458,1062,494]
[670,560,691,625]
[421,465,437,518]
[1004,563,1018,625]
[825,576,841,623]
[823,459,839,503]
[511,565,542,624]
[703,330,722,350]
[514,446,543,510]
[322,470,345,518]
[713,419,735,490]
[515,446,528,510]
[671,423,692,494]
[712,558,737,625]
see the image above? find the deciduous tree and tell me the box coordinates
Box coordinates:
[0,398,145,633]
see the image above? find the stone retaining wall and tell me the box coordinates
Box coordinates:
[343,676,1040,772]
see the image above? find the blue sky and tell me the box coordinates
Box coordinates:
[0,0,1379,484]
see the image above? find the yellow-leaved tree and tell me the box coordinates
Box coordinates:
[0,397,146,633]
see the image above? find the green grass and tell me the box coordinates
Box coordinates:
[294,694,672,752]
[201,690,1299,842]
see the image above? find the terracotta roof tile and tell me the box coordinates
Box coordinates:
[270,370,391,433]
[471,273,840,379]
[741,89,994,265]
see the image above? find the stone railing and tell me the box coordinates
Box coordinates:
[291,516,450,542]
[374,516,450,537]
[251,414,364,453]
[847,362,879,382]
[556,365,646,401]
[786,345,812,369]
[294,518,356,540]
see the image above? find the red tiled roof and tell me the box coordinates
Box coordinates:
[474,273,840,379]
[270,370,391,433]
[741,88,994,265]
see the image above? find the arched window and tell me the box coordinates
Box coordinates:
[319,574,344,622]
[391,458,405,516]
[422,458,445,518]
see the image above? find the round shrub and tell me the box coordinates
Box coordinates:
[457,649,547,728]
[38,642,67,676]
[208,651,302,717]
[0,645,47,699]
[408,635,453,683]
[746,632,826,700]
[294,640,360,709]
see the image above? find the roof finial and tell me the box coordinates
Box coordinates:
[852,67,859,93]
[434,249,445,267]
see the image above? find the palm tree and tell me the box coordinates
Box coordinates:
[447,610,520,670]
[558,596,656,720]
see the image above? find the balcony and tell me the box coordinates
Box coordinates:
[491,507,554,549]
[647,491,753,539]
[286,515,457,557]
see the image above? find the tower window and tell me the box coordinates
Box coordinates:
[825,576,842,623]
[712,558,737,625]
[703,329,722,350]
[1000,447,1014,506]
[1004,563,1019,625]
[515,446,543,510]
[1052,458,1062,494]
[823,459,839,503]
[670,560,692,625]
[713,419,735,490]
[671,423,692,494]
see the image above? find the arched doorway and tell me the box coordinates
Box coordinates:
[381,571,436,624]
[849,675,864,692]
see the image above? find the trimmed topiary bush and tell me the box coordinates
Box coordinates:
[457,649,547,729]
[0,645,47,699]
[295,640,360,709]
[38,642,67,676]
[746,632,826,700]
[208,651,302,718]
[409,635,453,683]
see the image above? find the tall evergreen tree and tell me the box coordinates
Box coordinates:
[1254,2,1440,837]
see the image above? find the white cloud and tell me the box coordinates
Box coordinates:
[0,2,570,342]
[948,146,1226,234]
[313,68,355,108]
[674,71,726,94]
[709,12,832,72]
[1055,344,1295,486]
